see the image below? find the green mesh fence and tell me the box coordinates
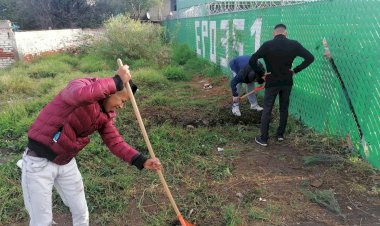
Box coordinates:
[164,0,380,168]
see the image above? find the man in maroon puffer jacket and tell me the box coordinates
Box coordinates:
[21,64,161,226]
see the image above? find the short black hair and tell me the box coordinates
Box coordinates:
[274,24,287,30]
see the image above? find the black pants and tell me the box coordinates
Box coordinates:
[260,85,292,141]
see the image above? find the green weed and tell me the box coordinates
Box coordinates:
[301,188,341,214]
[171,43,196,65]
[248,206,270,221]
[162,65,188,81]
[183,56,221,77]
[222,204,242,226]
[78,54,112,72]
[132,68,169,88]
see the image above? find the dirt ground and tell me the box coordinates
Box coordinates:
[9,76,380,226]
[169,76,380,226]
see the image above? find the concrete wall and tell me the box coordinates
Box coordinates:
[14,29,99,62]
[0,20,100,68]
[0,20,16,69]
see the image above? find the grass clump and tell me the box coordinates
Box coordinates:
[170,43,222,78]
[171,43,196,65]
[129,58,153,70]
[27,56,73,78]
[0,159,25,223]
[78,54,113,73]
[303,154,345,165]
[223,205,242,226]
[162,65,188,81]
[131,68,168,88]
[183,57,221,77]
[302,188,341,214]
[248,207,270,221]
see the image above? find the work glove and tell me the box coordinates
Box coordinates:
[232,96,240,103]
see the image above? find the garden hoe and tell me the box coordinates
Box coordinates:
[239,84,265,100]
[117,59,194,226]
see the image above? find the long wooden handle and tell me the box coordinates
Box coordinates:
[239,90,256,100]
[239,85,264,100]
[117,59,182,217]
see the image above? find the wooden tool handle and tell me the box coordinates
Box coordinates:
[117,59,182,217]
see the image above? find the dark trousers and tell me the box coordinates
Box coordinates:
[260,85,292,141]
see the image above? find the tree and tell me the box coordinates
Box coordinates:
[125,0,156,19]
[50,0,91,28]
[0,0,164,30]
[0,0,22,22]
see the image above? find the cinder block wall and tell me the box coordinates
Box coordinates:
[0,20,16,68]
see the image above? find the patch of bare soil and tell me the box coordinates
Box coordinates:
[215,143,380,226]
[176,76,380,225]
[140,76,262,127]
[0,148,14,165]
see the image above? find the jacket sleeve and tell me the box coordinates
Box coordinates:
[229,58,239,74]
[98,119,146,169]
[249,43,267,74]
[61,77,118,107]
[293,42,315,74]
[230,74,241,97]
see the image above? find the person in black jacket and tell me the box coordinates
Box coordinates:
[249,24,314,146]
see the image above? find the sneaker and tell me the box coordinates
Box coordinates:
[232,104,241,116]
[250,104,263,111]
[277,136,284,142]
[16,159,23,169]
[255,136,268,147]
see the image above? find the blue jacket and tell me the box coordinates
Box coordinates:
[230,56,265,97]
[229,55,250,74]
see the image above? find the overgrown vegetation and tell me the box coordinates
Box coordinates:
[1,0,161,30]
[0,16,377,225]
[90,15,169,67]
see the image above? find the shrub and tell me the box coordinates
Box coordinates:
[162,65,188,81]
[91,15,167,66]
[184,57,221,77]
[132,68,168,88]
[171,43,196,65]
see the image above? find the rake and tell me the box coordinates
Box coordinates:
[117,59,194,226]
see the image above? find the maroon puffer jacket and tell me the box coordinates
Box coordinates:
[27,77,140,165]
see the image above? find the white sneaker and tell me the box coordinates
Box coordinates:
[232,105,241,116]
[16,159,23,169]
[250,104,263,111]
